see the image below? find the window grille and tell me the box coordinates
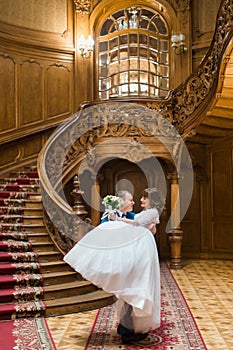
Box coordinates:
[98,7,169,99]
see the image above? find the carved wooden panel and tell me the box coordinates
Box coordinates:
[210,144,233,254]
[0,0,74,51]
[211,148,233,217]
[212,222,233,251]
[181,173,200,255]
[192,0,220,43]
[211,221,233,253]
[19,60,43,125]
[0,0,68,33]
[47,64,72,118]
[0,131,48,176]
[0,143,19,169]
[0,53,16,132]
[0,46,74,144]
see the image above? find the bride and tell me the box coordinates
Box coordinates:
[64,188,163,345]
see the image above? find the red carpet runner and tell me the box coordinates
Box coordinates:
[0,318,56,350]
[0,169,57,349]
[85,261,207,349]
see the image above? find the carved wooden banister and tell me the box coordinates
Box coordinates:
[37,0,232,255]
[80,0,233,137]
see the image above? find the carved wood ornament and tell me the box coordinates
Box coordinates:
[73,0,91,14]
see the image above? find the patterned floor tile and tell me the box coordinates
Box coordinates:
[47,259,233,350]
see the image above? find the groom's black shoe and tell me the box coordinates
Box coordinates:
[121,332,149,344]
[117,323,134,336]
[122,334,160,346]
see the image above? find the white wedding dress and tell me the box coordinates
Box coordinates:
[64,208,160,333]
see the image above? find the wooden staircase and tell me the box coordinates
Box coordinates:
[0,167,114,320]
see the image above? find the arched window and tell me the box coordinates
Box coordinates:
[98,7,169,100]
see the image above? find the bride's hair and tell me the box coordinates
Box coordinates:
[142,188,164,213]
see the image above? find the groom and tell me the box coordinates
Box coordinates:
[101,190,135,223]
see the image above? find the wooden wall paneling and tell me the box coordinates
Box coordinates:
[19,60,44,126]
[199,175,211,258]
[0,0,74,50]
[47,63,73,119]
[191,0,220,44]
[181,172,201,257]
[0,0,75,145]
[0,45,75,144]
[0,143,19,169]
[210,144,233,255]
[212,222,233,253]
[0,53,17,133]
[0,133,43,176]
[191,0,221,71]
[211,148,232,217]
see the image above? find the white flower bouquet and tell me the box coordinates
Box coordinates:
[101,195,121,219]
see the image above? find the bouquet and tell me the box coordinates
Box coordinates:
[101,195,121,219]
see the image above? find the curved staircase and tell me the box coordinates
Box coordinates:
[0,167,114,320]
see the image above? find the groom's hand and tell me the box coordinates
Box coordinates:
[108,213,117,221]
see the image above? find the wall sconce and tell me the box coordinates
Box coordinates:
[78,35,94,58]
[171,34,187,55]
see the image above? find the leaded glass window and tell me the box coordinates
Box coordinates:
[98,7,169,99]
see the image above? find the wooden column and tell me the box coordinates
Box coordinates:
[71,175,90,242]
[168,173,183,269]
[90,174,103,226]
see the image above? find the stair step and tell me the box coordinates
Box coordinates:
[42,271,79,285]
[2,223,47,233]
[22,217,44,225]
[39,261,73,274]
[27,233,52,243]
[0,185,39,193]
[37,251,62,262]
[0,207,24,215]
[0,207,42,216]
[0,199,42,208]
[0,231,28,241]
[0,262,40,274]
[0,251,60,264]
[24,208,42,215]
[31,242,56,252]
[43,280,97,299]
[0,273,43,288]
[0,261,69,275]
[44,290,115,317]
[22,224,46,233]
[1,178,39,185]
[0,240,32,252]
[0,251,38,262]
[28,194,42,200]
[0,215,43,225]
[10,170,38,178]
[0,286,44,303]
[0,300,45,320]
[0,191,40,196]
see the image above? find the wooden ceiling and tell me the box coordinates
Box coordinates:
[188,43,233,145]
